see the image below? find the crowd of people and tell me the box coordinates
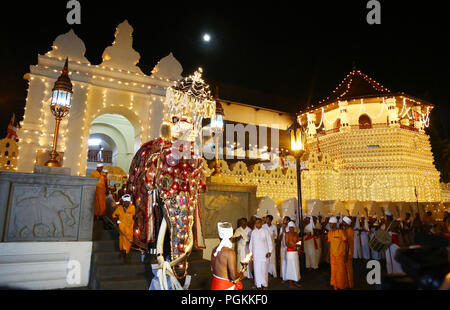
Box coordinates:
[211,209,450,290]
[89,164,449,289]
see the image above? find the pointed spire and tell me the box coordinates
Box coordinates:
[52,57,72,93]
[62,57,69,76]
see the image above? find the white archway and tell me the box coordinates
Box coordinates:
[85,113,138,175]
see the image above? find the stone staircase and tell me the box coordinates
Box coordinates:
[88,220,149,290]
[88,219,212,290]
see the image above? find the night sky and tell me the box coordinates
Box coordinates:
[0,1,449,139]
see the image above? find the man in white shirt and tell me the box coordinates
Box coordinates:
[262,215,278,277]
[249,217,273,289]
[232,218,253,279]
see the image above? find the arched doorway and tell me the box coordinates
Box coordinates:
[86,113,139,176]
[359,114,372,129]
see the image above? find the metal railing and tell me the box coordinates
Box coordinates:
[88,150,113,163]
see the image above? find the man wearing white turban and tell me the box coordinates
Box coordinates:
[304,216,321,270]
[328,216,349,290]
[262,215,278,278]
[342,216,354,288]
[249,218,273,289]
[232,218,253,279]
[211,222,244,290]
[278,216,291,280]
[283,221,301,287]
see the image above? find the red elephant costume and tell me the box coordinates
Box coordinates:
[127,137,207,278]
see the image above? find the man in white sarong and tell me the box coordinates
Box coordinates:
[249,217,273,289]
[232,218,253,279]
[262,215,278,277]
[279,216,291,280]
[304,217,320,270]
[283,221,301,287]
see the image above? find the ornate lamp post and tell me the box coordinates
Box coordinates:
[44,58,73,167]
[288,118,306,272]
[211,101,224,176]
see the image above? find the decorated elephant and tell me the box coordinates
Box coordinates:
[127,68,215,289]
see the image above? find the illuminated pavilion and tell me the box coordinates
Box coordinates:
[297,69,445,218]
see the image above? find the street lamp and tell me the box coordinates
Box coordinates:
[211,100,224,176]
[44,58,73,167]
[287,118,306,272]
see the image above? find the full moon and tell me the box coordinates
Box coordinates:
[203,33,211,42]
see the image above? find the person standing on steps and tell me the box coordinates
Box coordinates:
[90,163,107,221]
[112,194,136,263]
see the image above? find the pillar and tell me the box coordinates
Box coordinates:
[386,97,400,127]
[338,101,350,132]
[307,112,317,138]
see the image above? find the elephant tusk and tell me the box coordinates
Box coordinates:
[156,217,167,266]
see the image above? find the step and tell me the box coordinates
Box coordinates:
[98,277,149,290]
[93,229,116,241]
[92,240,117,252]
[96,263,146,281]
[93,251,142,265]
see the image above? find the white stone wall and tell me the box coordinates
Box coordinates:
[0,242,92,289]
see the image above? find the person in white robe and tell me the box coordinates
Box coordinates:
[304,217,320,270]
[313,216,323,266]
[232,218,253,279]
[279,216,290,280]
[283,221,301,284]
[249,217,273,289]
[262,215,278,277]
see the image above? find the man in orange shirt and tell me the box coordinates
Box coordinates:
[112,194,136,263]
[328,216,349,290]
[342,216,354,288]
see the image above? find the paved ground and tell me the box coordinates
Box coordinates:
[240,260,379,290]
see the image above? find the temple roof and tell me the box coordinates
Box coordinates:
[318,69,391,105]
